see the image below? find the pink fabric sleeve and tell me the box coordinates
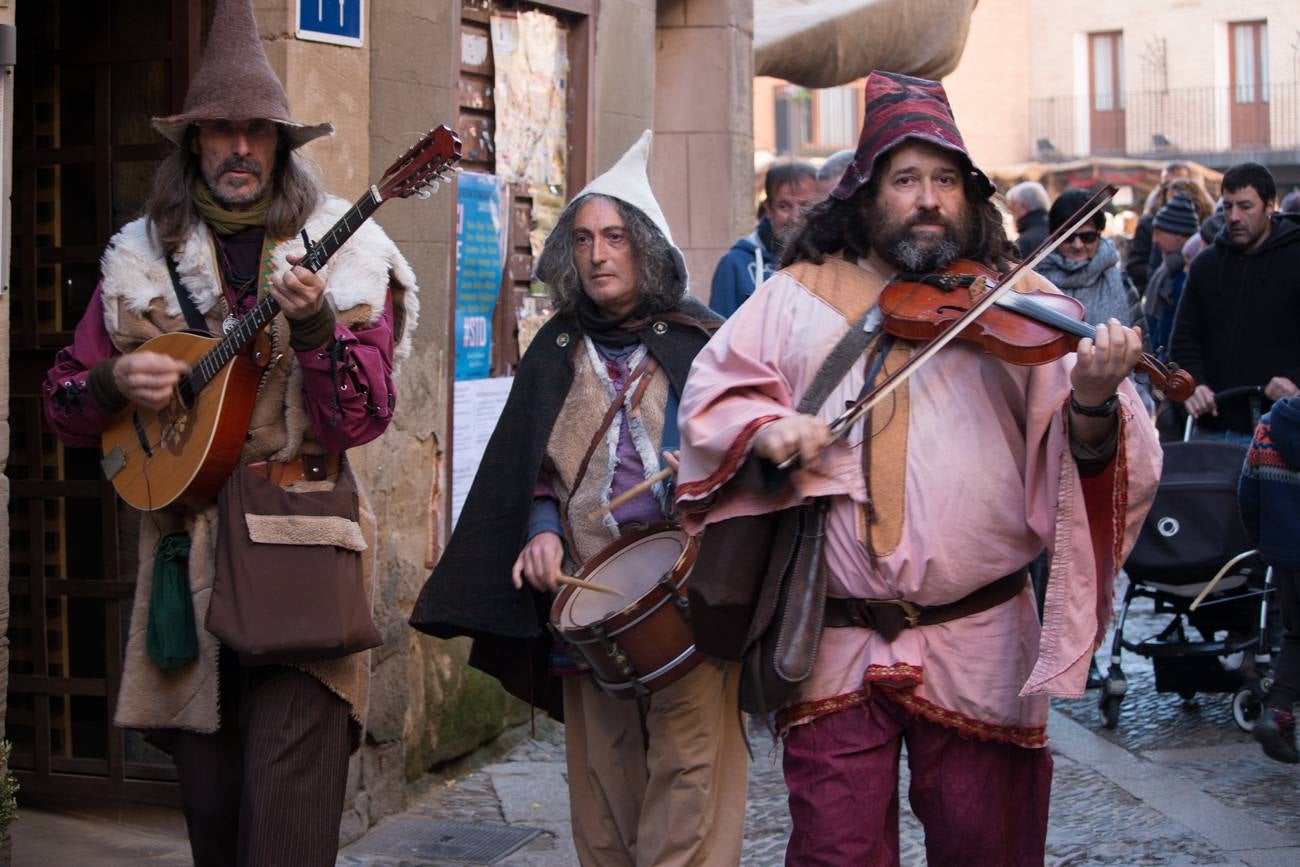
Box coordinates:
[675,275,802,509]
[43,285,120,448]
[295,291,398,451]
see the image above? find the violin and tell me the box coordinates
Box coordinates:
[877,259,1196,401]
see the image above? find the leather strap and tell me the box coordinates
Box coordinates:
[164,253,210,332]
[824,570,1028,642]
[569,352,659,511]
[244,452,341,487]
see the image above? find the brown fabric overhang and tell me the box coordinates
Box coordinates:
[755,0,978,89]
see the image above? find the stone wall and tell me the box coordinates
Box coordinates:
[653,0,754,301]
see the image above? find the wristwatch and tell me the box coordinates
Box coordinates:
[1070,390,1119,418]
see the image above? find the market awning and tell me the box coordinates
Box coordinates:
[754,0,978,89]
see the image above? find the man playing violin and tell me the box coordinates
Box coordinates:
[41,1,417,862]
[412,132,746,867]
[675,71,1163,866]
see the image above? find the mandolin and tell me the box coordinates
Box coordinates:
[101,124,461,511]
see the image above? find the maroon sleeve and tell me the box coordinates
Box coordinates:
[43,285,120,448]
[295,290,398,451]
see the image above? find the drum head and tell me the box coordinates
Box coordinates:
[558,528,689,629]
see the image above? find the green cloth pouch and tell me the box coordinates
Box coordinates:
[146,532,198,670]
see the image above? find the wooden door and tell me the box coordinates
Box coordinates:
[1089,32,1126,155]
[1230,21,1270,148]
[7,0,203,806]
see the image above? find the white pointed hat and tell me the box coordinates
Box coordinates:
[570,129,688,286]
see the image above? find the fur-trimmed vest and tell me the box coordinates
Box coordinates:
[105,197,418,737]
[547,338,671,565]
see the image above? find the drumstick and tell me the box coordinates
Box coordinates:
[555,574,624,597]
[588,466,674,521]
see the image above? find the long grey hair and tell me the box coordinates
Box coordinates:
[534,194,687,316]
[145,125,324,250]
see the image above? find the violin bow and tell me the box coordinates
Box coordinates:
[806,184,1120,458]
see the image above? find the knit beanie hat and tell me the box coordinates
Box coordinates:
[1153,192,1199,237]
[151,0,333,149]
[1049,189,1106,234]
[831,70,995,202]
[566,129,688,286]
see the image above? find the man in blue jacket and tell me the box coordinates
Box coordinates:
[709,161,815,316]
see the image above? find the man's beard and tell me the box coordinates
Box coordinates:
[204,156,267,207]
[868,203,969,272]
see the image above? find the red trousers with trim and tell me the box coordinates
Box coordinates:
[782,690,1051,867]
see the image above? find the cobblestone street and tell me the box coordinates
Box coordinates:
[339,579,1300,866]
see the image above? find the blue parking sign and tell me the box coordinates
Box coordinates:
[296,0,364,48]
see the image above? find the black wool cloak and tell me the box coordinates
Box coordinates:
[409,296,722,719]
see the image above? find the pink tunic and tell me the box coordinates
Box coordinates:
[675,265,1162,745]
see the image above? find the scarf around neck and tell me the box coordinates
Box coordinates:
[193,180,271,235]
[575,293,648,347]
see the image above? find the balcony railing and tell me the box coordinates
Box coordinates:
[1029,82,1299,161]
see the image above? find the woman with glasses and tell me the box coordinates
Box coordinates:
[1033,189,1153,413]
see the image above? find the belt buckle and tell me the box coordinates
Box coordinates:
[891,599,921,629]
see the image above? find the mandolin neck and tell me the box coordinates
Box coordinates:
[182,187,384,399]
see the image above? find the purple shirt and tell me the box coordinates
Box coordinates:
[43,283,397,453]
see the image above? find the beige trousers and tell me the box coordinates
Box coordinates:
[562,658,748,867]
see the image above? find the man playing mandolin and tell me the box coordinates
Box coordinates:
[411,131,747,867]
[675,71,1164,865]
[42,1,419,864]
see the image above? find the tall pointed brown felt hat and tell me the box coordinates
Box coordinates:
[151,0,333,149]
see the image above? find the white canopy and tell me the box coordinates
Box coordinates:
[754,0,977,88]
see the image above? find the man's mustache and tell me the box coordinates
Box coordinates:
[906,211,957,235]
[217,156,263,176]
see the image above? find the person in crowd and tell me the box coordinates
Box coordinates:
[1037,188,1153,413]
[1281,189,1300,215]
[1007,180,1052,258]
[1141,191,1200,357]
[674,70,1161,865]
[1127,164,1209,291]
[709,161,816,316]
[40,1,418,863]
[411,131,746,867]
[815,148,857,199]
[1171,162,1300,443]
[1239,395,1300,764]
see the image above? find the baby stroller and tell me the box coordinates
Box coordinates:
[1098,386,1277,730]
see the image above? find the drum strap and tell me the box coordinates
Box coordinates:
[566,353,661,538]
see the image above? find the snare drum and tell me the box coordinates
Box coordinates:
[550,525,702,699]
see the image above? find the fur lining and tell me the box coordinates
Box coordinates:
[245,514,367,551]
[98,195,420,372]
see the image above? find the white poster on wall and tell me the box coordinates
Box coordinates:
[450,376,515,530]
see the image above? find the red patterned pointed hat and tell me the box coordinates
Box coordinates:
[151,0,333,149]
[830,70,994,201]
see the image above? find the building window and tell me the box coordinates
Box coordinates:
[1229,20,1270,147]
[775,85,813,155]
[816,86,859,149]
[1089,31,1126,154]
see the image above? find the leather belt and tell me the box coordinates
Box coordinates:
[245,452,341,487]
[824,570,1028,642]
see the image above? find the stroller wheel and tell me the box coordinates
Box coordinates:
[1232,683,1265,733]
[1100,694,1122,729]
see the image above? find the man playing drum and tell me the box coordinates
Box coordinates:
[674,71,1164,865]
[411,131,747,867]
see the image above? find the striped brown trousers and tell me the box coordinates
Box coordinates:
[171,647,352,867]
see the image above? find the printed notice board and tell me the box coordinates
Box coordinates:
[454,172,507,381]
[296,0,364,48]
